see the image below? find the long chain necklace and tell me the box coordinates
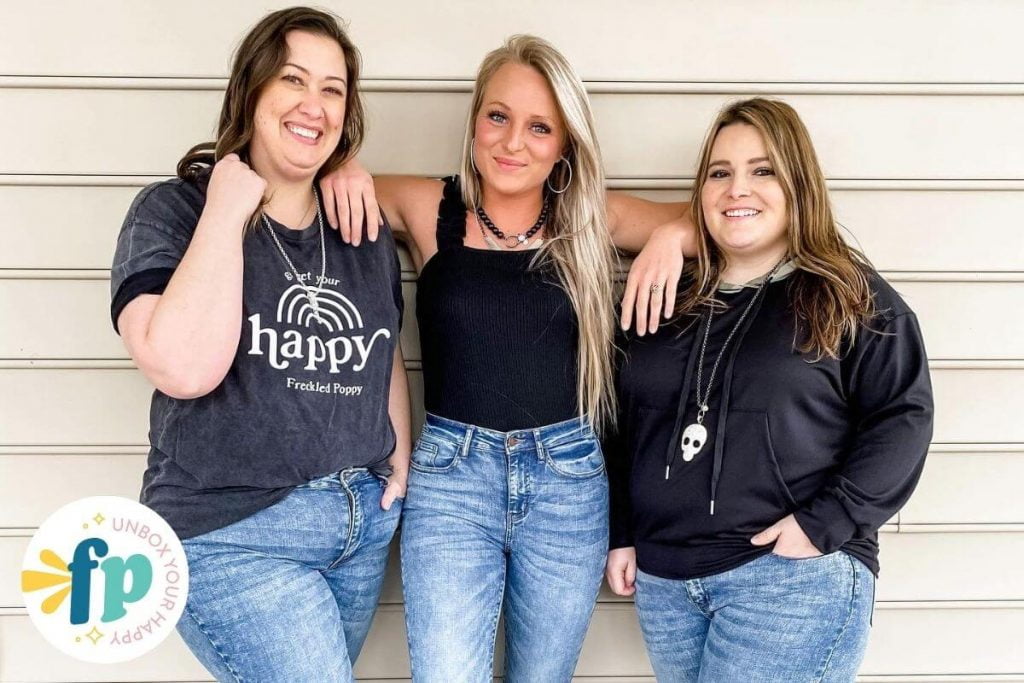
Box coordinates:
[261,189,327,321]
[677,259,786,467]
[475,201,549,249]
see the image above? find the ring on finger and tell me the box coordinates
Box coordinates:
[649,283,662,294]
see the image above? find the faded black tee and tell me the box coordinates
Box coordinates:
[110,177,403,539]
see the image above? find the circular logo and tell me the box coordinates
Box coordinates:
[20,496,188,663]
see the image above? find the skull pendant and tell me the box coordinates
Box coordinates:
[680,423,708,462]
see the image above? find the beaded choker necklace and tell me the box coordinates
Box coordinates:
[475,202,549,249]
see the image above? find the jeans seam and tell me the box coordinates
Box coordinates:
[491,559,508,682]
[686,578,713,619]
[328,476,360,569]
[814,552,860,682]
[183,602,244,683]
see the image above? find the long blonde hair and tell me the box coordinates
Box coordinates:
[459,35,617,431]
[679,98,874,359]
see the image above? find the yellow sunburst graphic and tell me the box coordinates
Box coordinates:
[21,549,72,614]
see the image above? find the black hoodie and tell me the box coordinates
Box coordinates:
[606,268,933,578]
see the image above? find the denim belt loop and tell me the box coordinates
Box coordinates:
[338,466,369,486]
[460,426,476,458]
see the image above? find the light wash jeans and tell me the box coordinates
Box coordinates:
[634,551,874,682]
[176,469,402,682]
[400,414,609,683]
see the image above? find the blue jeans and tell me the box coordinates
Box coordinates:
[176,469,401,682]
[400,414,609,683]
[634,551,874,682]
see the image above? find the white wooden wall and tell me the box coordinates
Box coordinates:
[2,1,1023,680]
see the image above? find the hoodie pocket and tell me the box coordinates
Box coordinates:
[707,409,797,533]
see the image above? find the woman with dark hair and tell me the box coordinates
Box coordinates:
[605,98,934,681]
[109,8,407,681]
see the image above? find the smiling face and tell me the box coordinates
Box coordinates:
[249,30,347,187]
[700,123,790,271]
[472,62,566,199]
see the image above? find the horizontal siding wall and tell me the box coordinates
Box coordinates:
[2,1,1021,681]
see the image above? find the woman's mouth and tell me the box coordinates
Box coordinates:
[285,123,322,145]
[723,208,761,218]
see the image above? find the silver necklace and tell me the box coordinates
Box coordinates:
[677,259,786,468]
[261,190,327,321]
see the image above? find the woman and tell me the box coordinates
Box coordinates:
[322,36,693,681]
[109,8,408,681]
[605,98,934,682]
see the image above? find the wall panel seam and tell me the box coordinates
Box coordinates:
[2,176,1024,190]
[2,76,1023,95]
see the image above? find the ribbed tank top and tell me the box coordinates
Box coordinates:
[415,176,579,431]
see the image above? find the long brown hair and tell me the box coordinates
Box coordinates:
[177,6,365,182]
[459,36,618,431]
[679,98,874,359]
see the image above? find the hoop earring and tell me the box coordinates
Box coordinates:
[546,156,572,194]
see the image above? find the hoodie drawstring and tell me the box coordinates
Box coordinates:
[663,315,706,480]
[708,286,774,515]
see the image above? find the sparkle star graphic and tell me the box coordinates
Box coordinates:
[92,512,105,525]
[85,626,104,644]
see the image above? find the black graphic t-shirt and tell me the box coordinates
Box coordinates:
[110,177,403,539]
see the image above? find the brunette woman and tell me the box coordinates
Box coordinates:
[323,36,693,682]
[605,98,933,682]
[110,8,408,681]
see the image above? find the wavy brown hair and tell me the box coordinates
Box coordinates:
[678,98,874,359]
[459,36,618,431]
[177,6,364,183]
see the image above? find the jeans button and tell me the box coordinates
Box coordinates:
[507,436,520,447]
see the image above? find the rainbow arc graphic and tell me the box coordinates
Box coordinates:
[277,285,364,332]
[21,549,72,614]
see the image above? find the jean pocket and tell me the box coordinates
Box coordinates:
[540,436,605,479]
[769,550,838,564]
[409,435,462,474]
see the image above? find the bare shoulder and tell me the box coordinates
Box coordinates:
[376,176,444,268]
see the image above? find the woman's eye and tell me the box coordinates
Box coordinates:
[487,111,508,123]
[708,169,729,179]
[283,74,303,85]
[531,123,551,135]
[324,87,345,97]
[754,166,776,176]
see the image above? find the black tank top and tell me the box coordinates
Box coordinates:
[415,176,579,431]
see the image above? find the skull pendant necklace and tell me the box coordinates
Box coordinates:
[673,260,786,476]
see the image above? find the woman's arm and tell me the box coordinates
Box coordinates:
[607,192,692,254]
[604,340,638,595]
[118,155,265,399]
[381,345,412,510]
[754,312,934,556]
[319,160,438,247]
[607,192,696,335]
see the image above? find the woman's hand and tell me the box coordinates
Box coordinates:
[606,546,638,596]
[204,153,267,228]
[751,514,823,559]
[319,158,381,246]
[380,468,407,511]
[620,220,687,335]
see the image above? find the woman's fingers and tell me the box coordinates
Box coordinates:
[320,179,339,231]
[348,185,365,247]
[365,184,382,242]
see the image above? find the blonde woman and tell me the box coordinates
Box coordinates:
[323,36,692,682]
[605,98,933,681]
